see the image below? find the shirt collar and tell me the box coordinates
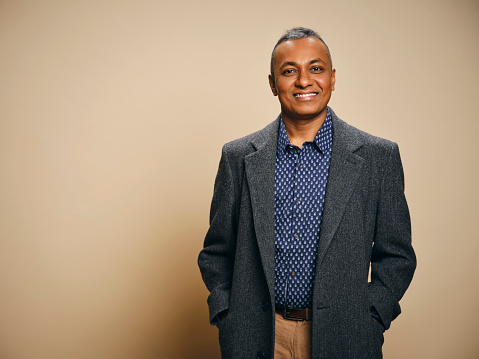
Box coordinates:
[277,107,333,157]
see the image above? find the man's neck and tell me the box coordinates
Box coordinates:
[282,112,327,149]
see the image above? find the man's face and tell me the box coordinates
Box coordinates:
[269,37,335,123]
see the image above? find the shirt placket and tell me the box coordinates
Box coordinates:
[284,145,303,307]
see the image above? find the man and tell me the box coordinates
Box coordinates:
[198,27,416,359]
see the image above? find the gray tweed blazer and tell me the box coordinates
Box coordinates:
[198,109,416,359]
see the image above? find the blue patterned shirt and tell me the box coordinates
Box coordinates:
[274,108,333,308]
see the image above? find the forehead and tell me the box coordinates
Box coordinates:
[273,37,330,67]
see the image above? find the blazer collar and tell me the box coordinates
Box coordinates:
[329,108,364,154]
[250,115,281,152]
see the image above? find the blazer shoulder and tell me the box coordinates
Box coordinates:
[222,117,280,158]
[340,117,396,146]
[333,114,398,159]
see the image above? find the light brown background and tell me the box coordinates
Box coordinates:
[1,0,478,358]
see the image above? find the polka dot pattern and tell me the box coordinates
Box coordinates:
[274,108,333,309]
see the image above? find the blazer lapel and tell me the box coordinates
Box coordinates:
[316,112,365,269]
[244,118,280,300]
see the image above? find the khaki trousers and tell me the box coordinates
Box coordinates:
[274,312,312,359]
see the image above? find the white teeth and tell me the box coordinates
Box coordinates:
[295,93,317,97]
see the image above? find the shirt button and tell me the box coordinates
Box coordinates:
[299,164,303,169]
[296,199,301,204]
[291,271,296,275]
[294,234,299,239]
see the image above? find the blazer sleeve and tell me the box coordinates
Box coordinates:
[368,142,417,330]
[198,145,238,325]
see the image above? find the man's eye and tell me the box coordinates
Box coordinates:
[311,66,323,72]
[282,69,296,75]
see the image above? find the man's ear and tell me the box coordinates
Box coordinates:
[268,74,278,96]
[331,68,336,91]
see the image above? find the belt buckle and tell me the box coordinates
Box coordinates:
[282,307,308,321]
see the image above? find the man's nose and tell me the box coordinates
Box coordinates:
[295,70,313,88]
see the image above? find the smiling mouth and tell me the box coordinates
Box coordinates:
[294,92,318,98]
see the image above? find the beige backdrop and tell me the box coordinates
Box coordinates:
[1,0,478,358]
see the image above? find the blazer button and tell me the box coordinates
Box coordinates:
[261,299,270,311]
[257,351,265,359]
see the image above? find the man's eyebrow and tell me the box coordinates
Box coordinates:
[280,58,326,68]
[310,58,325,64]
[280,61,298,68]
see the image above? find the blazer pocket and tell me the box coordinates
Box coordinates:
[370,316,385,347]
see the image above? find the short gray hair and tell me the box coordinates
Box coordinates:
[270,27,332,78]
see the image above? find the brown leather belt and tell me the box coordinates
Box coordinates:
[275,306,312,321]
